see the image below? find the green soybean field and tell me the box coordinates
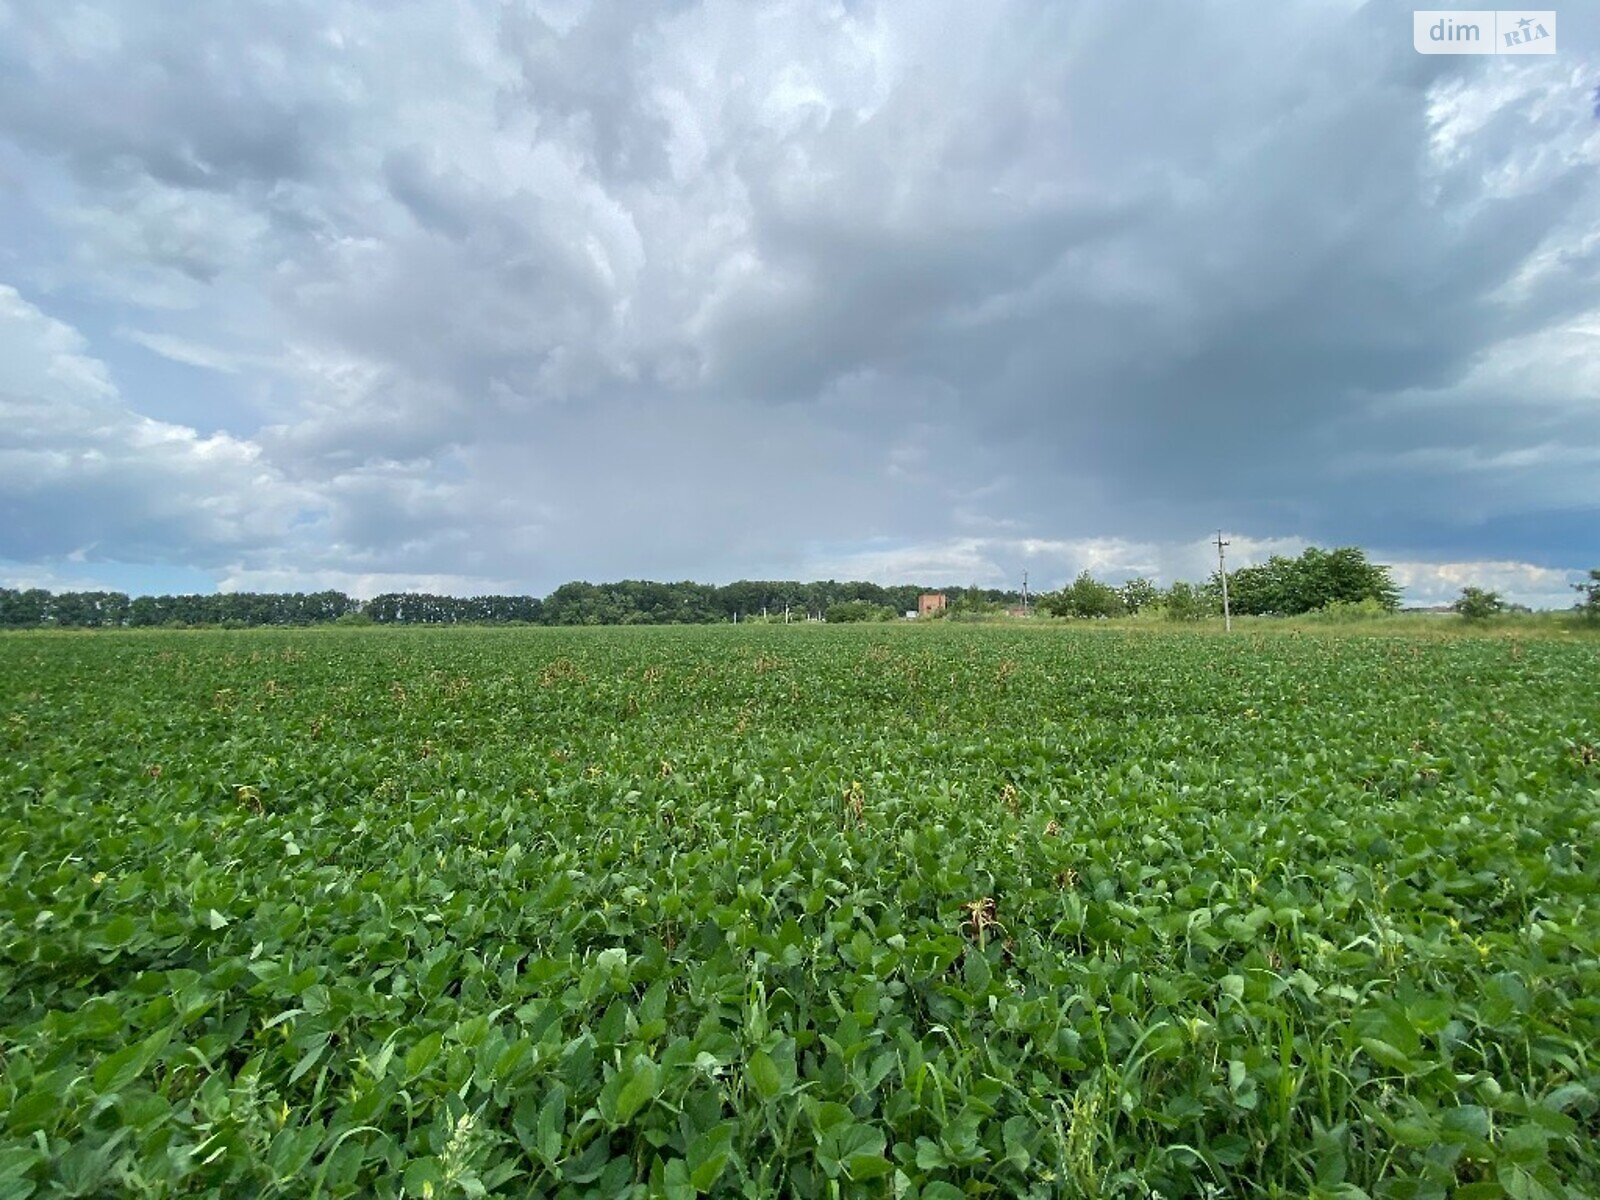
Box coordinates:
[2,625,1598,1200]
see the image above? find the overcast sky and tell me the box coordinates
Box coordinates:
[1,2,1596,606]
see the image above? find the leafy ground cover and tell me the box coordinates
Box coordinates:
[1,624,1598,1198]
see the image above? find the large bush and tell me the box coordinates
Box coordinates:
[1042,571,1126,618]
[1163,581,1211,622]
[1219,546,1400,616]
[1453,587,1505,622]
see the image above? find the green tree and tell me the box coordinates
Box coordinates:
[1219,546,1399,615]
[1119,577,1160,614]
[825,600,895,623]
[1575,569,1600,621]
[1043,572,1126,618]
[0,588,50,627]
[946,588,1003,617]
[1163,581,1209,622]
[1452,587,1504,621]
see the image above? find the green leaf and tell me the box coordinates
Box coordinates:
[404,1031,444,1079]
[687,1122,735,1191]
[402,1158,443,1195]
[99,915,138,947]
[818,1123,886,1180]
[535,1084,566,1165]
[1498,1163,1561,1200]
[1388,1119,1437,1149]
[288,1036,329,1084]
[1498,1124,1552,1165]
[1209,1134,1249,1166]
[962,949,991,992]
[562,1136,611,1183]
[662,1159,693,1200]
[1440,1106,1490,1139]
[0,1145,43,1200]
[267,1126,322,1178]
[1229,1069,1259,1111]
[746,1051,782,1102]
[613,1055,659,1124]
[92,1028,171,1094]
[915,1138,949,1169]
[845,1152,894,1180]
[54,1131,128,1196]
[1360,1038,1415,1073]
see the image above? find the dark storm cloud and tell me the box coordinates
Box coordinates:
[0,0,1595,602]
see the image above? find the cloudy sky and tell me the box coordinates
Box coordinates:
[1,1,1596,606]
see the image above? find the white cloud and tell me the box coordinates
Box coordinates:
[0,282,311,565]
[117,328,244,373]
[215,566,521,600]
[1388,559,1584,609]
[0,283,115,401]
[0,560,123,595]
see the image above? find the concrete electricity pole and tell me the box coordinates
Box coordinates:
[1215,530,1232,632]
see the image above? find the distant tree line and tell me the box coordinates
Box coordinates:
[6,550,1590,630]
[0,589,359,629]
[0,580,1020,629]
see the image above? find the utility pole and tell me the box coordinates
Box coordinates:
[1215,530,1232,632]
[1021,569,1030,615]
